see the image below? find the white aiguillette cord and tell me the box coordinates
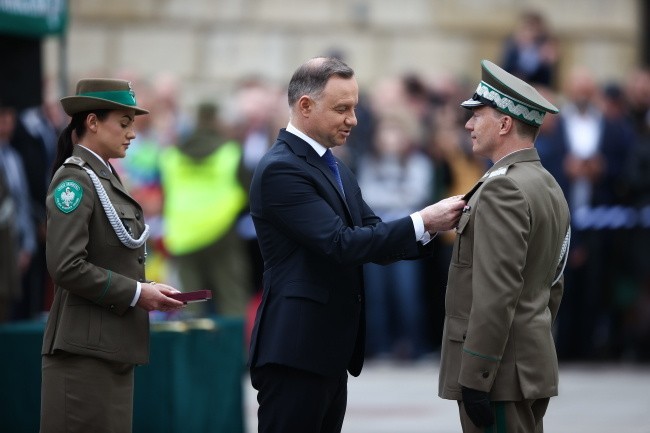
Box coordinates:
[551,227,571,286]
[82,167,150,249]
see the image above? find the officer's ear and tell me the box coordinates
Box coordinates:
[498,115,514,135]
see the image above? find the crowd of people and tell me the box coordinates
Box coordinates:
[2,21,650,366]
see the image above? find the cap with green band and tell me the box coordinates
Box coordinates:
[461,60,558,126]
[60,78,149,116]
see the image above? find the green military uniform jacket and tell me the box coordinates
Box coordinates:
[439,147,570,401]
[42,145,150,365]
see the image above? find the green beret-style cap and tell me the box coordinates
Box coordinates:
[461,60,558,126]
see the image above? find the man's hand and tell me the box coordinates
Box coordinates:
[461,386,494,428]
[419,195,465,233]
[137,282,185,312]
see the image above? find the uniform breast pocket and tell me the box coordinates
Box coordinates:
[453,212,473,267]
[106,204,138,246]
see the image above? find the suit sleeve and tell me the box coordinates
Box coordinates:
[46,167,137,315]
[459,176,530,391]
[258,159,420,267]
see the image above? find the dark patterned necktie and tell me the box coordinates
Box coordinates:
[323,148,345,196]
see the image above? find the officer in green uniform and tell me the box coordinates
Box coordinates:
[438,60,571,433]
[40,79,185,433]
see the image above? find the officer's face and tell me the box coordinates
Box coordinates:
[465,106,503,160]
[303,76,358,149]
[91,109,138,161]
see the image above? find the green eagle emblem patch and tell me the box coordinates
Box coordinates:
[54,180,83,213]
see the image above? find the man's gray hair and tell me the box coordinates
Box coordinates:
[287,57,354,107]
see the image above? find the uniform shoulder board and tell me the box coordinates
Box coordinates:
[487,166,509,178]
[63,156,86,167]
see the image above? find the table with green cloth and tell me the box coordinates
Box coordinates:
[0,316,245,433]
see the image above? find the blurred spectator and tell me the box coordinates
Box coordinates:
[551,67,634,360]
[0,155,19,322]
[0,101,36,319]
[535,85,569,199]
[618,79,650,361]
[9,90,61,318]
[402,73,437,135]
[150,72,192,147]
[357,109,434,360]
[159,102,252,317]
[230,78,284,182]
[367,72,438,164]
[623,67,650,135]
[228,78,287,296]
[501,10,559,87]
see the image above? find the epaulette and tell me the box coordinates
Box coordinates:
[485,165,510,179]
[63,156,86,167]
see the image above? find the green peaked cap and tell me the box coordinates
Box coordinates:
[461,59,558,126]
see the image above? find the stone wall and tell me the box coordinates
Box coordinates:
[43,0,642,111]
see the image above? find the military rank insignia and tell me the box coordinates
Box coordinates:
[54,180,83,213]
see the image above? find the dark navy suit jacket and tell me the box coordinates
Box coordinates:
[248,129,433,378]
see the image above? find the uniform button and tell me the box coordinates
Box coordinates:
[358,294,362,302]
[482,371,490,378]
[109,305,115,310]
[138,256,144,264]
[135,212,141,220]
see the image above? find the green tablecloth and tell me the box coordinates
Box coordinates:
[0,316,245,433]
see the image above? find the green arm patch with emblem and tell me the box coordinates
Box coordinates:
[54,180,84,213]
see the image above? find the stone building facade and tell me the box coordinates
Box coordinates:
[43,0,641,112]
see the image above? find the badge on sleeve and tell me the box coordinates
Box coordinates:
[54,180,83,213]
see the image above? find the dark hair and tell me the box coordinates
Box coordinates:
[287,56,354,107]
[488,107,540,142]
[50,110,110,177]
[514,118,540,141]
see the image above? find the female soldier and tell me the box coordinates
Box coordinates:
[40,79,185,433]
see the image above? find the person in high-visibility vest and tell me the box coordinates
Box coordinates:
[160,102,251,316]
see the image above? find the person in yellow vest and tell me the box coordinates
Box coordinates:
[160,102,251,316]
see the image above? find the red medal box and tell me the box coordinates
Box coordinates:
[169,290,212,304]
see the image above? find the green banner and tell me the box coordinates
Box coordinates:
[0,0,67,37]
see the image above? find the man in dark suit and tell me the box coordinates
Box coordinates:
[248,56,465,433]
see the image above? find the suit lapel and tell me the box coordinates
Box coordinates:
[281,130,354,221]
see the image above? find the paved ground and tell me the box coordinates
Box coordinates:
[244,361,650,433]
